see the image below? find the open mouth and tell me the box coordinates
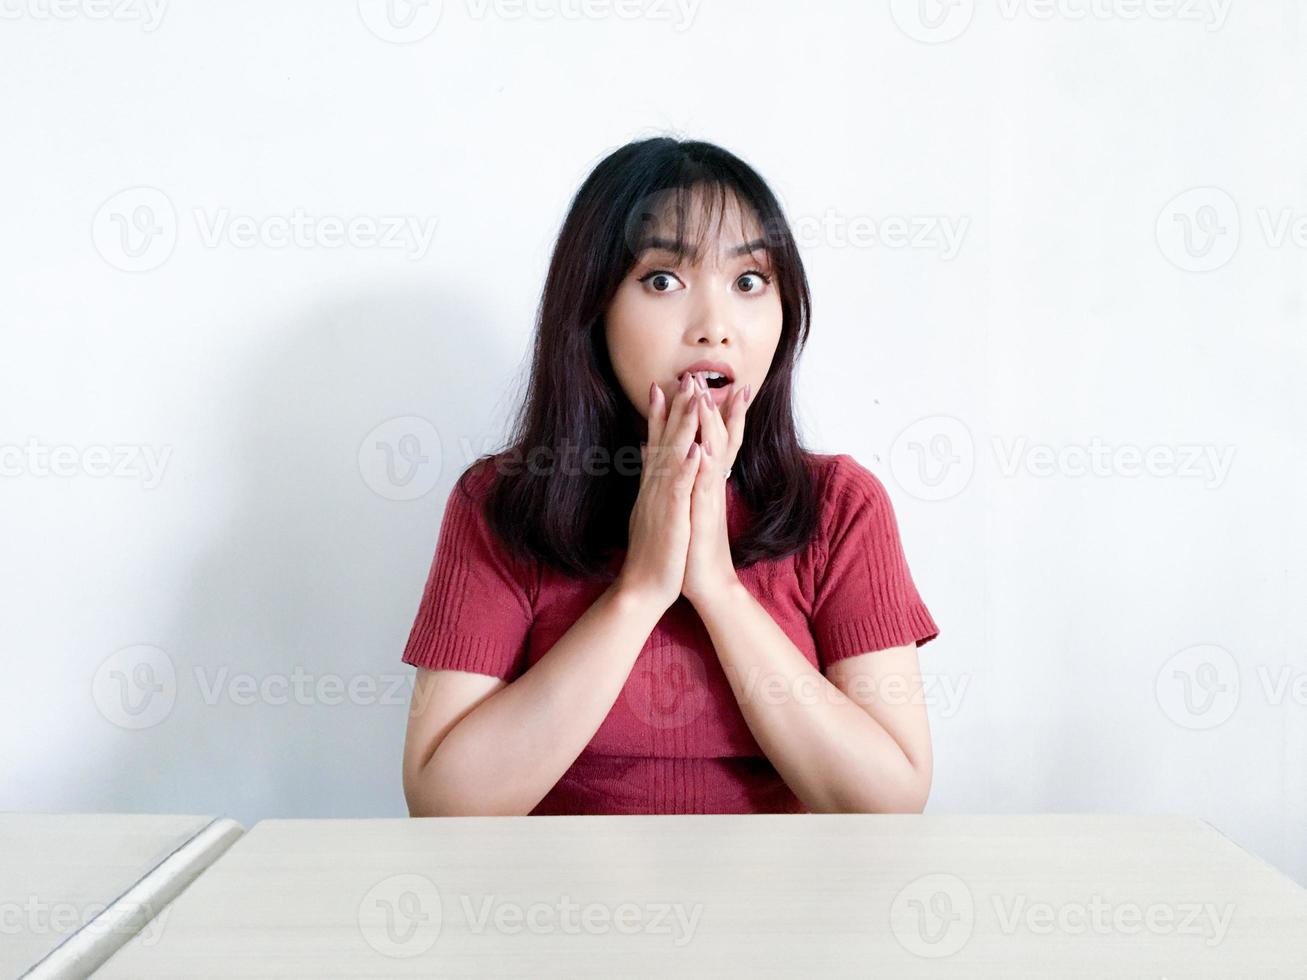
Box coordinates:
[680,370,733,389]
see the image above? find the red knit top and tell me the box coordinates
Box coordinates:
[400,451,940,815]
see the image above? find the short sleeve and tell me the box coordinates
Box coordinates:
[400,464,535,680]
[810,455,940,669]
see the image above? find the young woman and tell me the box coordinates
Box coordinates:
[400,137,940,816]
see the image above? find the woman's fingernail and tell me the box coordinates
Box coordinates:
[704,439,713,456]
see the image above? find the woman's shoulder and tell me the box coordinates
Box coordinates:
[438,457,508,536]
[445,455,541,584]
[803,451,888,505]
[452,454,507,502]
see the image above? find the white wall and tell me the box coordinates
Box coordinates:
[2,0,1303,884]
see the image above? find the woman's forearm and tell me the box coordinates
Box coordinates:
[411,582,668,816]
[692,582,929,813]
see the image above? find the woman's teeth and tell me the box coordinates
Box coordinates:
[688,371,730,389]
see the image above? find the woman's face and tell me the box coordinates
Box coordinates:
[604,192,783,428]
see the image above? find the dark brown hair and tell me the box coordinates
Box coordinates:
[462,135,822,581]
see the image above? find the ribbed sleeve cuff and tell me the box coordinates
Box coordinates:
[401,629,521,680]
[817,602,940,668]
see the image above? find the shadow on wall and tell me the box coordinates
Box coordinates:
[89,281,527,827]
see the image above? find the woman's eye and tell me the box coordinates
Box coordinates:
[737,270,773,294]
[639,270,683,293]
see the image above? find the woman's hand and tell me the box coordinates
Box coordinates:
[681,372,753,607]
[615,372,704,611]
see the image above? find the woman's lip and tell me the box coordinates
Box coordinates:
[681,375,734,406]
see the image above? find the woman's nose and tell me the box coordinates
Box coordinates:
[686,283,733,345]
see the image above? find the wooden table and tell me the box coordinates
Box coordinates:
[95,814,1307,978]
[1,812,243,979]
